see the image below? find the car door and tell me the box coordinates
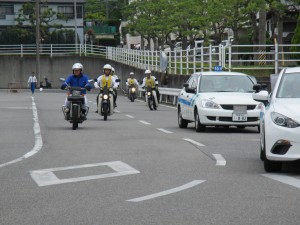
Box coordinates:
[186,75,198,121]
[179,75,194,119]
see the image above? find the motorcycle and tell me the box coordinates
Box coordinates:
[128,84,137,102]
[145,86,158,110]
[60,78,91,130]
[97,84,114,121]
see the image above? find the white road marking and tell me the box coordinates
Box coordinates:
[0,96,43,168]
[114,109,121,113]
[139,120,151,125]
[2,107,32,110]
[262,174,300,189]
[126,114,134,119]
[127,180,205,202]
[157,128,173,134]
[30,161,140,187]
[212,154,226,166]
[183,138,205,147]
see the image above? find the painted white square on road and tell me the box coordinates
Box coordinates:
[30,161,140,187]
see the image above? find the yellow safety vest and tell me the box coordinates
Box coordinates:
[128,78,135,86]
[101,75,112,88]
[146,77,155,88]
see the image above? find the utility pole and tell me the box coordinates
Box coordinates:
[106,0,109,20]
[36,0,40,87]
[74,0,78,52]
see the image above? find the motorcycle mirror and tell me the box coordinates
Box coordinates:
[59,78,65,81]
[94,78,97,82]
[116,79,121,82]
[88,79,94,83]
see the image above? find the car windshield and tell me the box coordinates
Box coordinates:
[276,73,300,98]
[198,75,254,93]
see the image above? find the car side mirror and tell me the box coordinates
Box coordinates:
[252,90,269,106]
[183,83,189,88]
[185,87,196,94]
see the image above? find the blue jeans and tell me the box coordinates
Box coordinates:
[30,83,36,94]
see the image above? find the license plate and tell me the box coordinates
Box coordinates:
[232,113,247,121]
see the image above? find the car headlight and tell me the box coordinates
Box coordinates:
[201,99,220,109]
[271,112,300,128]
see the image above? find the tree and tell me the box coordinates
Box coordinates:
[15,1,64,43]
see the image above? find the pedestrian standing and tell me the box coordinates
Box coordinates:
[28,72,37,94]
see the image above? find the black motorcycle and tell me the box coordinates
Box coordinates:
[129,84,137,102]
[97,84,114,121]
[61,79,90,130]
[145,86,158,110]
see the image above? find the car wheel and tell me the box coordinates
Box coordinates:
[178,107,188,128]
[260,126,265,161]
[195,109,205,132]
[264,153,282,172]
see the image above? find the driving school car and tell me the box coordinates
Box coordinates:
[177,71,262,132]
[253,67,300,172]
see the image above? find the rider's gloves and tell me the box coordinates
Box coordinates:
[61,84,67,90]
[86,86,91,91]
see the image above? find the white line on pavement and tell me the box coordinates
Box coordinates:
[0,96,43,168]
[127,180,205,202]
[262,174,300,189]
[157,128,173,134]
[139,120,151,125]
[30,161,140,187]
[126,114,134,119]
[183,138,205,147]
[212,154,226,166]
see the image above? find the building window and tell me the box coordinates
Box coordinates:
[58,6,73,19]
[0,4,14,19]
[57,6,83,19]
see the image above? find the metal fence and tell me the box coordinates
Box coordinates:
[0,44,107,57]
[1,43,300,74]
[107,44,300,75]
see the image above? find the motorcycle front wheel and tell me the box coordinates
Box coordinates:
[103,103,108,121]
[72,104,79,130]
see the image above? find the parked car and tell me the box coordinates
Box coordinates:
[177,71,261,132]
[253,67,300,172]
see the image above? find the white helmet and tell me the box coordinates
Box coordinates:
[130,72,134,75]
[103,64,112,72]
[145,69,151,74]
[72,63,83,70]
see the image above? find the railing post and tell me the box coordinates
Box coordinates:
[209,45,212,71]
[228,44,232,72]
[21,44,23,57]
[275,43,278,74]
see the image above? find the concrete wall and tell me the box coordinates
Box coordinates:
[0,56,190,90]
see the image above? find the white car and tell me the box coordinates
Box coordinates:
[177,71,262,132]
[253,67,300,172]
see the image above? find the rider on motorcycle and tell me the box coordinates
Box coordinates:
[94,64,118,112]
[126,72,139,97]
[61,63,92,117]
[140,70,160,100]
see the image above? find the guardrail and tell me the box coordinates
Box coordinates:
[138,86,181,105]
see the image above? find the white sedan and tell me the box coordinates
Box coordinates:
[253,67,300,172]
[177,71,262,132]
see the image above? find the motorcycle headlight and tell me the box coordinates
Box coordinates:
[103,94,108,100]
[132,88,136,92]
[147,92,151,96]
[271,112,300,128]
[201,99,220,109]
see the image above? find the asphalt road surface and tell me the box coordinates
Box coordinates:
[1,90,300,225]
